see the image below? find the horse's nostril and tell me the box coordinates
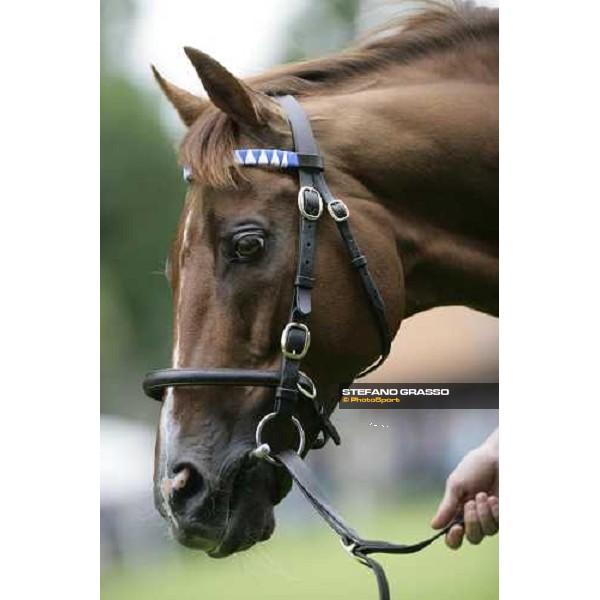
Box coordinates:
[170,463,203,501]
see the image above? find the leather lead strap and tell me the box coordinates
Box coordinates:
[276,449,464,600]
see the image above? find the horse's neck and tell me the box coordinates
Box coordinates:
[315,75,498,317]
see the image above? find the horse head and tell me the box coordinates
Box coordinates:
[151,48,404,556]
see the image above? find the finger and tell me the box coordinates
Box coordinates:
[475,492,498,536]
[464,500,484,544]
[432,476,462,529]
[488,495,499,524]
[446,524,464,550]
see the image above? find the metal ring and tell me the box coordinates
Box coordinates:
[297,371,317,399]
[254,412,306,466]
[327,198,350,222]
[280,322,311,360]
[297,186,323,220]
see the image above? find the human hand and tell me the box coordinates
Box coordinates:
[431,429,499,549]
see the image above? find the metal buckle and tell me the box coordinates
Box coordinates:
[297,186,323,220]
[297,371,317,399]
[340,539,368,565]
[252,412,306,466]
[250,443,273,461]
[327,199,350,222]
[182,166,193,183]
[280,322,311,360]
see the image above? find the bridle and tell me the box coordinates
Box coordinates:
[143,95,462,600]
[144,94,393,451]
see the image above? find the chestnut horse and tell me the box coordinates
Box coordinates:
[150,2,498,556]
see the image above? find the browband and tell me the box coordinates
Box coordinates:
[234,148,324,170]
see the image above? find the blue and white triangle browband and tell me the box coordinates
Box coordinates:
[181,149,300,182]
[234,149,299,169]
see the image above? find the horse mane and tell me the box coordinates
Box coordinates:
[180,1,499,188]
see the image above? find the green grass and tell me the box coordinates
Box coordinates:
[101,499,498,600]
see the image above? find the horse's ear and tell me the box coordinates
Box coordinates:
[151,65,207,127]
[183,46,282,128]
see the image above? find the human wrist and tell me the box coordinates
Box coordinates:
[481,428,499,466]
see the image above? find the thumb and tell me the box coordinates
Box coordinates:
[431,478,462,529]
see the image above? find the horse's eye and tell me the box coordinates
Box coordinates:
[233,232,265,260]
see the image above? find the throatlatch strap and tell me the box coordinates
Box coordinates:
[276,449,464,600]
[313,171,392,374]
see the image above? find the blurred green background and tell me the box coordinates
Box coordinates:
[100,0,499,598]
[101,0,181,422]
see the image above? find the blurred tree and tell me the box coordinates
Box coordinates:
[101,0,182,418]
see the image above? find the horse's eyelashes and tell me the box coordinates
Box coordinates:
[224,229,267,264]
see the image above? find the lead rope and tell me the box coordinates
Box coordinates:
[274,449,464,600]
